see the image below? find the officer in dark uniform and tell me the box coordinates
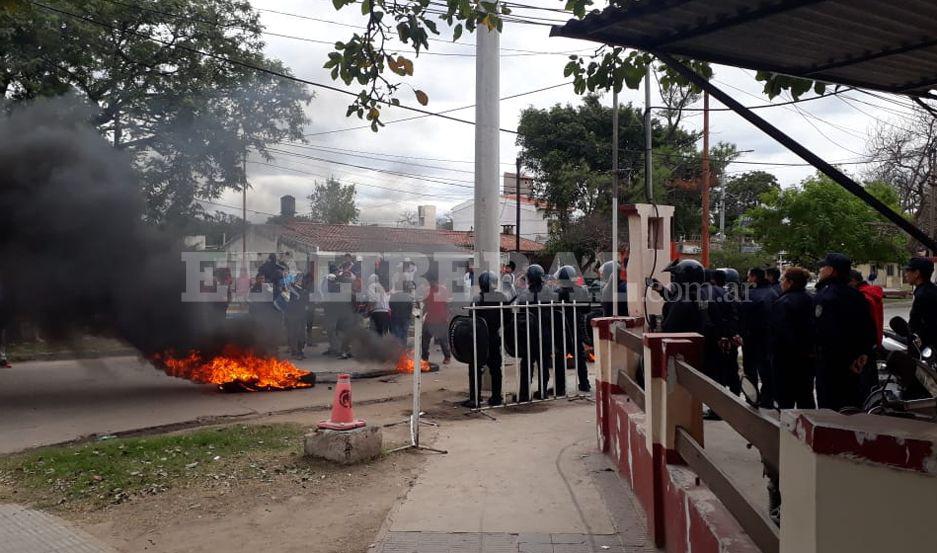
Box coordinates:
[905,257,937,351]
[516,264,558,401]
[464,271,507,407]
[657,259,729,381]
[555,265,592,393]
[813,253,876,411]
[713,268,742,395]
[740,267,779,408]
[770,267,816,408]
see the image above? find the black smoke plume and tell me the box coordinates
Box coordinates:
[0,97,265,358]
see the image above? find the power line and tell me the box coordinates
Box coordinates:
[29,1,519,134]
[302,80,571,137]
[247,160,470,200]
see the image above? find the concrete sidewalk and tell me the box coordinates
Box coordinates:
[0,504,115,553]
[374,402,658,553]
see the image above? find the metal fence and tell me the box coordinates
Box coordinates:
[460,301,603,409]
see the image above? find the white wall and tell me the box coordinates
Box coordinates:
[450,198,550,242]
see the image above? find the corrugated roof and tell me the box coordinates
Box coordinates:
[552,0,937,98]
[278,222,545,253]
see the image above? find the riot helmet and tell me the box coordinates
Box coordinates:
[663,258,705,284]
[478,271,498,294]
[526,264,545,289]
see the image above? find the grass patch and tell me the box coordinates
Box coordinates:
[0,423,304,510]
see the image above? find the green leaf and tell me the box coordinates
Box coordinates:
[423,18,438,34]
[452,23,462,42]
[360,0,372,15]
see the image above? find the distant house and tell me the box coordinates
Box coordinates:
[220,220,545,289]
[449,195,551,243]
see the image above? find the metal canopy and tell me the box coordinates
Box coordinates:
[551,0,937,99]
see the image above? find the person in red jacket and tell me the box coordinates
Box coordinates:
[849,270,884,347]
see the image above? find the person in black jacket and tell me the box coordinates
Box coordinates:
[740,267,779,408]
[905,257,937,351]
[813,253,877,411]
[464,271,508,407]
[710,269,741,395]
[555,265,593,393]
[516,264,557,401]
[770,267,815,408]
[766,267,782,296]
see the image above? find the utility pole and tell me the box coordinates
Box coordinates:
[474,13,501,273]
[644,66,653,201]
[611,89,620,316]
[515,158,521,252]
[701,91,711,267]
[242,151,248,280]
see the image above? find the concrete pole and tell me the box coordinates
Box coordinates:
[701,91,711,267]
[474,22,501,273]
[611,90,620,316]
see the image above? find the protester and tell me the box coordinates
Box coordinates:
[555,265,593,392]
[516,264,558,400]
[257,253,283,286]
[420,271,452,364]
[332,270,358,359]
[366,274,391,336]
[740,267,779,408]
[389,283,414,345]
[849,269,884,347]
[500,272,516,298]
[284,275,308,359]
[464,271,507,407]
[813,252,876,411]
[770,267,816,408]
[904,256,937,352]
[463,261,475,302]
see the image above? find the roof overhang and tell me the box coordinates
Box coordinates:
[552,0,937,99]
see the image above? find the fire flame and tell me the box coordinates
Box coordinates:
[152,346,313,391]
[395,352,431,374]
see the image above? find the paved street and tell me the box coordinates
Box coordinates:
[0,348,460,455]
[0,504,114,553]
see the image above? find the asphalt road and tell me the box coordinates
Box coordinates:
[0,351,462,455]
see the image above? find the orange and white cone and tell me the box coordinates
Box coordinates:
[318,373,366,430]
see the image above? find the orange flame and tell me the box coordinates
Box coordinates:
[395,352,431,374]
[152,346,313,391]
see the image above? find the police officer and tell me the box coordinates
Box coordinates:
[740,267,779,408]
[904,257,937,352]
[770,267,815,408]
[465,271,507,407]
[714,268,743,395]
[813,252,876,411]
[516,264,558,401]
[658,259,729,381]
[555,265,592,393]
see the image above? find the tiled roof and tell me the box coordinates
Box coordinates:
[279,222,545,254]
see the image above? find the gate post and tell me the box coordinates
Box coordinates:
[591,316,639,452]
[643,332,704,548]
[779,411,937,553]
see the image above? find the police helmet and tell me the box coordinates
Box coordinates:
[526,264,545,288]
[720,267,740,284]
[556,265,578,283]
[478,271,498,293]
[663,259,705,284]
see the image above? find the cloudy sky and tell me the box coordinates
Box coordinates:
[213,0,922,226]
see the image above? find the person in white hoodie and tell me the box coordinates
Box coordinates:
[366,274,391,335]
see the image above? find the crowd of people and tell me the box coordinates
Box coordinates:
[652,252,936,414]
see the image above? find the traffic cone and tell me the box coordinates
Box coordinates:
[318,373,366,430]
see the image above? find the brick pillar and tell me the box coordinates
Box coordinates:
[591,316,642,452]
[642,332,703,548]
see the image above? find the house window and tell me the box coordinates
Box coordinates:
[886,264,895,277]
